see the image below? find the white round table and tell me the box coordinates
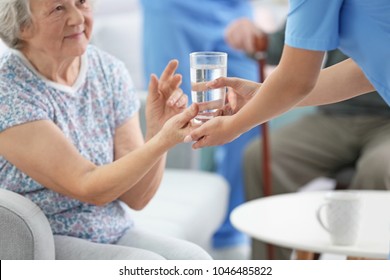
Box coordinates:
[231,190,390,259]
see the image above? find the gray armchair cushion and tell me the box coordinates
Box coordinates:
[0,189,55,259]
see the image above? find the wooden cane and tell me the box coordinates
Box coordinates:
[253,33,274,260]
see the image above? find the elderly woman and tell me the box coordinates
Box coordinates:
[0,0,209,260]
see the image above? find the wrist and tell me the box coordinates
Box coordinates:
[145,124,161,141]
[147,130,172,154]
[229,111,255,136]
[145,130,156,142]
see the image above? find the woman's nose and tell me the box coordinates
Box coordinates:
[68,6,85,26]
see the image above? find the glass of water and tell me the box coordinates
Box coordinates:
[190,51,227,123]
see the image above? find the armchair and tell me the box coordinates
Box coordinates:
[0,188,55,259]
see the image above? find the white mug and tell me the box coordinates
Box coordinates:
[316,191,362,246]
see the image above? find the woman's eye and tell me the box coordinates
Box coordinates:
[54,5,64,11]
[79,0,90,8]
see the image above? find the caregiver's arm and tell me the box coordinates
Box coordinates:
[191,45,325,148]
[232,45,327,132]
[191,46,375,148]
[297,58,375,106]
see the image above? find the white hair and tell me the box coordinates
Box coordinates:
[0,0,97,49]
[0,0,31,49]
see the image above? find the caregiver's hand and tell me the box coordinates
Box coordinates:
[207,77,261,115]
[186,115,242,149]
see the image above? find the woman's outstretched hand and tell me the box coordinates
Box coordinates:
[146,60,188,137]
[159,103,200,148]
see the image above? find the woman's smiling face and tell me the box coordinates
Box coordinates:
[20,0,94,59]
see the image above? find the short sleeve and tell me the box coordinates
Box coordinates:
[285,0,344,51]
[111,61,141,128]
[0,82,50,133]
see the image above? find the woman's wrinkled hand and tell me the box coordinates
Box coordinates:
[158,103,200,148]
[146,60,188,137]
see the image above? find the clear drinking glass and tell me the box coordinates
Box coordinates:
[190,52,227,123]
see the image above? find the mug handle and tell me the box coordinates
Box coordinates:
[316,203,331,233]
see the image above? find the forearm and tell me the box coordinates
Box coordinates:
[231,46,325,133]
[231,65,318,134]
[86,103,195,207]
[119,152,166,209]
[297,59,374,106]
[80,132,171,206]
[145,123,161,141]
[0,121,170,207]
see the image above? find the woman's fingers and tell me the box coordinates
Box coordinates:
[148,74,159,97]
[160,59,179,81]
[176,94,188,108]
[175,103,199,128]
[167,88,188,108]
[159,73,182,98]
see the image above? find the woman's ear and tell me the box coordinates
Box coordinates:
[19,23,34,41]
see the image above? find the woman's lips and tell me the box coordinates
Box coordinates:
[65,31,84,39]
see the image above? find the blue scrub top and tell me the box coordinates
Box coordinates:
[285,0,390,105]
